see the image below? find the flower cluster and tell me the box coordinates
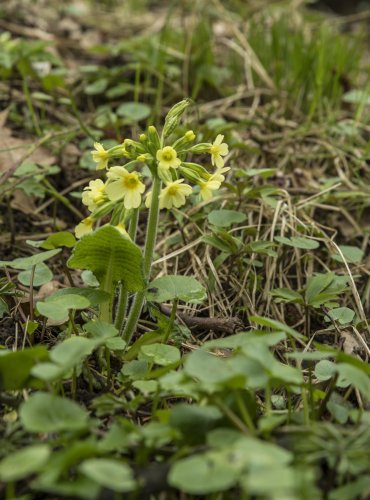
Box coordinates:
[75,128,229,238]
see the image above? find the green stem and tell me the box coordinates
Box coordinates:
[115,208,140,332]
[114,284,127,331]
[163,298,178,344]
[43,179,84,219]
[23,77,42,136]
[122,175,162,343]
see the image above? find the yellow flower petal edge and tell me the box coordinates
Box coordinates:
[159,179,192,209]
[156,146,181,171]
[209,134,229,168]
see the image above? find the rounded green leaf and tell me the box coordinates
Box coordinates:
[146,275,206,304]
[169,454,238,494]
[208,210,247,228]
[116,102,150,122]
[79,459,136,492]
[20,392,89,433]
[68,225,145,292]
[0,444,50,481]
[314,360,337,381]
[18,263,53,287]
[140,343,180,366]
[327,307,355,325]
[40,231,76,249]
[51,336,99,367]
[331,245,364,264]
[37,294,90,321]
[0,249,61,270]
[0,346,49,391]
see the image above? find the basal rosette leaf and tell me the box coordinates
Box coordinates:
[68,225,145,292]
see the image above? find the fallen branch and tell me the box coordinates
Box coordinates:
[159,305,244,335]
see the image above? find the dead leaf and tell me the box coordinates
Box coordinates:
[10,189,37,215]
[35,280,60,302]
[0,109,55,175]
[340,330,361,355]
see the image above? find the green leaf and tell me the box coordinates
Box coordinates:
[0,445,50,482]
[169,453,238,494]
[84,320,118,339]
[305,272,335,305]
[140,343,181,366]
[275,236,320,250]
[208,209,247,228]
[85,78,108,95]
[331,245,364,264]
[0,249,61,269]
[342,89,370,104]
[37,294,90,321]
[51,287,111,305]
[0,346,49,390]
[79,459,136,492]
[18,263,53,287]
[315,360,337,381]
[132,379,158,395]
[271,288,303,304]
[116,102,151,121]
[146,275,206,304]
[249,315,305,340]
[41,231,76,249]
[337,363,370,398]
[51,336,99,367]
[327,307,355,325]
[20,392,89,433]
[0,298,9,319]
[68,225,145,292]
[169,404,223,444]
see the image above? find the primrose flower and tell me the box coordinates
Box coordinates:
[209,166,230,184]
[209,134,229,168]
[105,166,145,209]
[199,174,223,201]
[91,142,109,170]
[159,179,192,209]
[75,217,94,239]
[156,146,181,172]
[82,179,106,212]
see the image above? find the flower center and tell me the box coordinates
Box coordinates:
[168,185,179,196]
[124,174,140,189]
[163,152,174,161]
[210,145,221,155]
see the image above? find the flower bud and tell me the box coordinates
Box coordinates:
[185,130,196,141]
[188,143,211,154]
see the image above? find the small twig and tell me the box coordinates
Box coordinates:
[159,304,244,334]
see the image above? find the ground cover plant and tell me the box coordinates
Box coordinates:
[2,0,370,498]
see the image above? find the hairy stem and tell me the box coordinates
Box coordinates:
[115,208,140,332]
[122,175,162,343]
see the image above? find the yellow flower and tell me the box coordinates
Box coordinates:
[156,146,181,172]
[185,130,196,141]
[91,142,109,170]
[159,179,192,209]
[199,176,222,201]
[209,166,230,183]
[75,217,94,239]
[82,179,106,212]
[105,166,145,209]
[209,134,229,168]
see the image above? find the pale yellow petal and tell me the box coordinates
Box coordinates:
[105,180,124,201]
